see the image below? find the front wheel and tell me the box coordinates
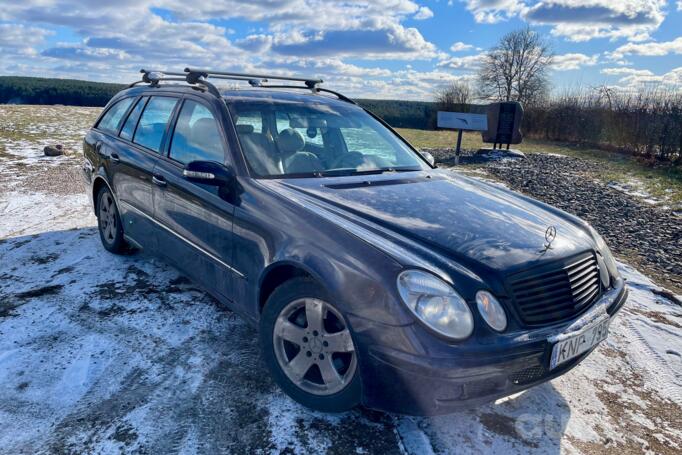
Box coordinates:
[260,278,361,412]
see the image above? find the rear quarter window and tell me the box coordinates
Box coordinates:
[97,97,135,133]
[120,97,147,141]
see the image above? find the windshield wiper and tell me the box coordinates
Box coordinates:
[312,167,420,177]
[380,167,421,173]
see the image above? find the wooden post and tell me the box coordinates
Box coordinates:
[455,129,463,165]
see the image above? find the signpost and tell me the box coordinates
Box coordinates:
[437,111,488,165]
[481,102,523,150]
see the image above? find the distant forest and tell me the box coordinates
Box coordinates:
[0,76,444,129]
[0,76,124,107]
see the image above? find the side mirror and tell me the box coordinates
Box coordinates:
[420,151,435,167]
[183,160,234,186]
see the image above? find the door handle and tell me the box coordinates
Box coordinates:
[110,152,120,163]
[152,175,167,187]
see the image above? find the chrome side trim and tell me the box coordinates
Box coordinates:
[119,200,245,278]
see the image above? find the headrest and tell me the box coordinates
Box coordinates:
[235,124,255,134]
[192,118,216,137]
[190,118,222,153]
[276,128,305,154]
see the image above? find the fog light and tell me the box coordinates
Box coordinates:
[476,291,507,332]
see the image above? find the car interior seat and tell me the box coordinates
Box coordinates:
[235,124,283,175]
[277,128,323,174]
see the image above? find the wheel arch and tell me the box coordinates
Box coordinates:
[257,260,328,313]
[91,175,114,214]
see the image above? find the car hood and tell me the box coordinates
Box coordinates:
[275,170,595,273]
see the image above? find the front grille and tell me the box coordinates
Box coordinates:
[508,252,602,326]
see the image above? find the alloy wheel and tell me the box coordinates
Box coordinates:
[99,193,117,244]
[273,298,357,396]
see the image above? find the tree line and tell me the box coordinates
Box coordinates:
[0,76,449,129]
[525,88,682,164]
[0,76,124,106]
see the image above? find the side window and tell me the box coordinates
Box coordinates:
[170,100,226,164]
[97,97,134,133]
[120,97,147,141]
[133,96,178,153]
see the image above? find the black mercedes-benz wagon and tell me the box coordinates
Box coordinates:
[82,68,627,415]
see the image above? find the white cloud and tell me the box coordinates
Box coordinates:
[615,67,682,90]
[450,41,475,52]
[552,53,599,71]
[524,0,667,42]
[263,57,394,78]
[597,66,682,90]
[250,23,440,60]
[600,67,653,77]
[0,23,52,56]
[436,54,486,70]
[156,0,425,31]
[413,6,434,20]
[0,0,675,100]
[0,0,449,99]
[3,1,441,66]
[461,0,526,23]
[609,37,682,59]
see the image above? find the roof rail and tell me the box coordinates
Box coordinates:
[130,68,356,105]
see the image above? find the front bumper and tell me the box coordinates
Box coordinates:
[354,277,628,416]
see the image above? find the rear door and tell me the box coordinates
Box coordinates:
[112,95,180,249]
[152,96,237,301]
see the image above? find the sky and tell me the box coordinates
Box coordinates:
[1,1,681,100]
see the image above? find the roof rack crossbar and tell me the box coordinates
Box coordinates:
[132,68,354,104]
[184,67,322,88]
[136,69,221,97]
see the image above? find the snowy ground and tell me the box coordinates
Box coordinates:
[1,106,681,454]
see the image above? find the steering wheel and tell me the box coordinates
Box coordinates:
[331,151,366,169]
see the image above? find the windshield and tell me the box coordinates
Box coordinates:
[228,99,428,178]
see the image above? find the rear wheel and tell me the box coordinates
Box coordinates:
[260,278,361,412]
[97,187,127,254]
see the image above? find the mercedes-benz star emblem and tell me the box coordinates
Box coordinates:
[545,225,557,246]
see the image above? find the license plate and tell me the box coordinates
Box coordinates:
[550,318,610,370]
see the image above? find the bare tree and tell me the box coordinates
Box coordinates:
[477,27,553,107]
[435,81,471,112]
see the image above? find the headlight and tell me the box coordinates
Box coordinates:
[589,227,619,279]
[475,291,507,332]
[397,270,474,340]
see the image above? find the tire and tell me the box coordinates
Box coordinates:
[96,186,127,254]
[260,277,361,412]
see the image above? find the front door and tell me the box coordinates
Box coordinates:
[152,97,237,301]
